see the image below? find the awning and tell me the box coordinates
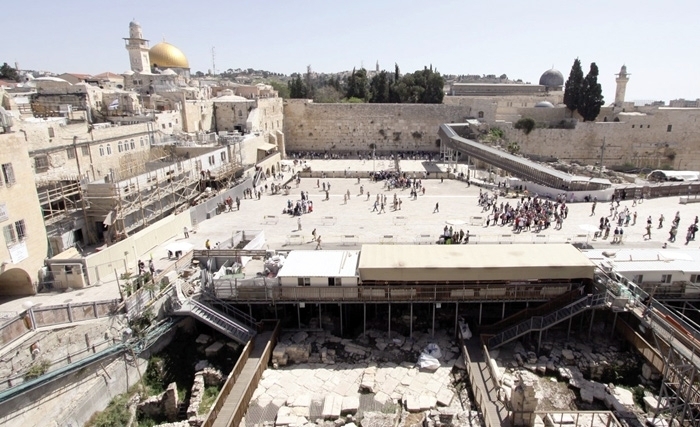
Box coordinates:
[257,143,277,152]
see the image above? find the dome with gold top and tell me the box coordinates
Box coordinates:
[149,42,189,69]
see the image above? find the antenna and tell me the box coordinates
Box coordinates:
[211,46,216,76]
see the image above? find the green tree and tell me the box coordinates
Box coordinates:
[0,63,19,82]
[369,71,391,103]
[269,80,290,99]
[314,86,343,103]
[288,74,308,99]
[345,68,369,101]
[563,58,584,113]
[514,117,536,135]
[579,62,604,122]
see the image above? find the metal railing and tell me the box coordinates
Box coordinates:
[488,292,610,349]
[175,299,255,344]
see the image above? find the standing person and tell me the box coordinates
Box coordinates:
[148,259,155,276]
[183,226,189,238]
[659,214,665,229]
[236,196,241,210]
[205,239,211,251]
[633,211,637,226]
[297,217,302,231]
[311,228,317,242]
[433,202,439,213]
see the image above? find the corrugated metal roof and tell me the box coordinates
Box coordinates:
[277,250,359,278]
[358,244,595,282]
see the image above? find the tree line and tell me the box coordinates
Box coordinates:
[563,58,604,121]
[285,64,444,104]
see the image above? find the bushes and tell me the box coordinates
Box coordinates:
[514,118,536,135]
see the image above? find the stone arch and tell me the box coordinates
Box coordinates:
[0,268,35,297]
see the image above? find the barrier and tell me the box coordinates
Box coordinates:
[469,216,485,226]
[322,216,337,225]
[380,235,395,245]
[284,234,305,246]
[499,234,513,244]
[572,234,589,244]
[262,215,279,225]
[531,234,549,244]
[414,234,434,245]
[341,235,359,246]
[393,216,407,225]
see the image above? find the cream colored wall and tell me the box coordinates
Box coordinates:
[213,100,254,132]
[182,99,213,132]
[255,98,284,135]
[283,101,471,153]
[154,110,182,134]
[25,121,154,183]
[83,211,191,285]
[0,132,49,293]
[504,107,700,169]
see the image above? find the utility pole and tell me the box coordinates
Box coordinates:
[599,137,606,178]
[211,46,216,76]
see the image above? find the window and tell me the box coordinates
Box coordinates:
[647,125,650,129]
[162,124,166,129]
[478,111,484,118]
[633,274,643,284]
[631,125,634,128]
[175,119,178,124]
[238,110,242,117]
[106,144,112,155]
[661,274,672,283]
[667,125,673,132]
[208,155,215,166]
[34,156,49,171]
[1,163,15,186]
[99,145,105,156]
[140,137,144,147]
[297,277,310,286]
[328,277,341,286]
[15,219,26,241]
[691,274,699,283]
[118,141,123,153]
[67,147,76,159]
[168,123,172,128]
[81,146,90,156]
[48,127,55,138]
[3,224,15,245]
[221,152,226,161]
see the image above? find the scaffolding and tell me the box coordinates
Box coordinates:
[85,156,243,241]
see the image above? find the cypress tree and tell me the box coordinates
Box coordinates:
[563,58,584,113]
[579,62,605,122]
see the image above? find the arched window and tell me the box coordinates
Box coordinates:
[118,141,123,153]
[99,145,105,156]
[106,144,112,155]
[140,137,144,147]
[130,139,135,150]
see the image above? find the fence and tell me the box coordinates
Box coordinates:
[203,320,280,427]
[0,299,122,349]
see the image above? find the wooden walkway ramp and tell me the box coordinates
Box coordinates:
[462,339,512,427]
[209,330,275,427]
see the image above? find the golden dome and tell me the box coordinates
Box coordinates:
[149,42,189,69]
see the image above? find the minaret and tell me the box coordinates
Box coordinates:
[124,21,150,73]
[614,65,630,108]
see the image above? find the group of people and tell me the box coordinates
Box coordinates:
[479,191,568,233]
[438,225,469,244]
[283,191,314,216]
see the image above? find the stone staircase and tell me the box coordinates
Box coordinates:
[487,292,609,349]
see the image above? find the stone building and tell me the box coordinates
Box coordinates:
[0,131,49,296]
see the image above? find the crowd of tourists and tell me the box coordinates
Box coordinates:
[479,190,569,233]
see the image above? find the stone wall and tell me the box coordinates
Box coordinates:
[504,107,700,170]
[283,100,472,154]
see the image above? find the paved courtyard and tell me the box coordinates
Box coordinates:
[4,159,700,313]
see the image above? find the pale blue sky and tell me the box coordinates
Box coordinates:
[3,0,698,103]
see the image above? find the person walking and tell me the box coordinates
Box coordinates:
[644,224,652,240]
[311,228,317,242]
[659,214,665,229]
[183,226,189,238]
[149,259,155,276]
[315,235,322,250]
[297,217,302,231]
[433,202,439,213]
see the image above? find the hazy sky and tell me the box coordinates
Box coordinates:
[4,0,698,103]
